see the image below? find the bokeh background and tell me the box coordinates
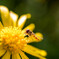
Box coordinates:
[0,0,59,59]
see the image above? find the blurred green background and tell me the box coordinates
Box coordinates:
[0,0,59,59]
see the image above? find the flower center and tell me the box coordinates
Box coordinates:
[0,27,27,53]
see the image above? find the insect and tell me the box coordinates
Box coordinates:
[25,29,43,41]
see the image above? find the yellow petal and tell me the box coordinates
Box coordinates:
[10,11,18,27]
[22,45,47,58]
[22,24,35,34]
[19,50,29,59]
[40,58,46,59]
[18,14,31,29]
[2,51,11,59]
[0,46,6,57]
[0,21,3,30]
[12,53,21,59]
[0,6,11,27]
[25,36,36,43]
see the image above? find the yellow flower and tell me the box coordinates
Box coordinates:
[0,6,47,59]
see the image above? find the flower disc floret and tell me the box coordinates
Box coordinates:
[0,27,27,53]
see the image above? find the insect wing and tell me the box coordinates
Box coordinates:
[31,32,43,41]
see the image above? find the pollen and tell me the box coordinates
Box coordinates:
[0,26,27,53]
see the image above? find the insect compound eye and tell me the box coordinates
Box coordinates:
[26,29,30,33]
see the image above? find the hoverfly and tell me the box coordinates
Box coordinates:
[25,29,43,41]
